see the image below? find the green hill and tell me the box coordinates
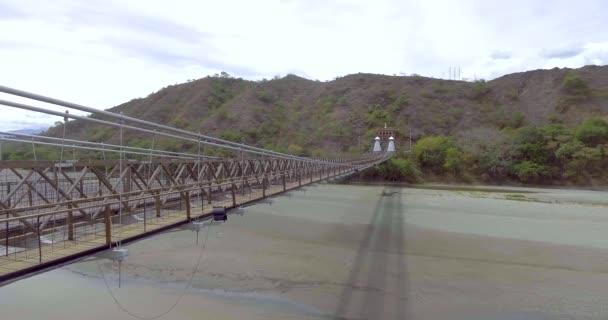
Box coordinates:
[6,66,608,185]
[54,66,607,152]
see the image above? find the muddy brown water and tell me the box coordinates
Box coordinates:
[1,184,608,319]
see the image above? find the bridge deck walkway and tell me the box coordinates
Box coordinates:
[0,180,305,280]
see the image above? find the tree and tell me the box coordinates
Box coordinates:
[378,158,421,182]
[287,144,305,156]
[509,112,526,128]
[220,130,243,143]
[574,117,608,146]
[513,126,547,163]
[457,127,514,179]
[512,161,545,182]
[443,147,464,175]
[556,140,603,180]
[413,136,454,173]
[470,79,490,100]
[555,140,585,160]
[563,72,590,96]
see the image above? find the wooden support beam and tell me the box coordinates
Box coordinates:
[200,187,205,214]
[104,206,111,247]
[154,192,161,218]
[67,204,74,240]
[185,192,191,220]
[282,174,286,191]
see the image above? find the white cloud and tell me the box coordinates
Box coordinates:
[0,0,607,130]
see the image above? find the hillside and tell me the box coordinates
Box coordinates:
[5,65,607,185]
[45,65,608,157]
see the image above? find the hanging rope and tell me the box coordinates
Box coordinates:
[97,222,212,320]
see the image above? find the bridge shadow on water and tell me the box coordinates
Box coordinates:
[333,187,409,320]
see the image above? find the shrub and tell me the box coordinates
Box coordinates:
[255,89,276,103]
[220,130,243,143]
[207,78,234,109]
[287,144,305,156]
[413,136,454,173]
[443,147,464,175]
[563,72,590,96]
[509,112,526,128]
[513,126,547,163]
[365,107,390,128]
[378,158,421,182]
[470,80,491,100]
[512,161,546,182]
[574,117,608,146]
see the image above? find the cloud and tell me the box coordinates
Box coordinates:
[541,45,585,59]
[0,1,27,19]
[491,50,512,60]
[0,0,607,133]
[100,36,260,76]
[25,113,52,120]
[584,51,608,65]
[63,4,211,44]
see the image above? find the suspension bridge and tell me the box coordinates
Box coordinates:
[0,85,393,286]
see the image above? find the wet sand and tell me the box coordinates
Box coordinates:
[1,184,608,319]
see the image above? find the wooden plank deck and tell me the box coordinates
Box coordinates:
[0,179,311,280]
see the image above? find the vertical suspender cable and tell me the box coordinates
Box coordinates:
[240,146,244,196]
[118,114,124,247]
[197,133,202,213]
[145,132,157,228]
[31,137,37,161]
[101,142,108,176]
[60,111,68,162]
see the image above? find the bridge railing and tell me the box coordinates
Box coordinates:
[0,85,390,281]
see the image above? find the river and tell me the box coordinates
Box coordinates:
[1,184,608,319]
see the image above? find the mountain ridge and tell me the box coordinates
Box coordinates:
[42,65,608,156]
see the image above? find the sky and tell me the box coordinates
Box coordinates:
[0,0,607,131]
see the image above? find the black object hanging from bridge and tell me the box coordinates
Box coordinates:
[212,206,227,222]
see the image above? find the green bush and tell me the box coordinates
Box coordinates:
[207,79,234,109]
[574,117,608,146]
[255,89,276,103]
[513,126,547,163]
[555,140,585,160]
[443,147,464,175]
[470,80,490,100]
[509,112,526,128]
[365,107,390,128]
[563,72,590,96]
[287,144,305,156]
[378,158,421,182]
[413,136,454,173]
[512,161,545,182]
[220,130,243,143]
